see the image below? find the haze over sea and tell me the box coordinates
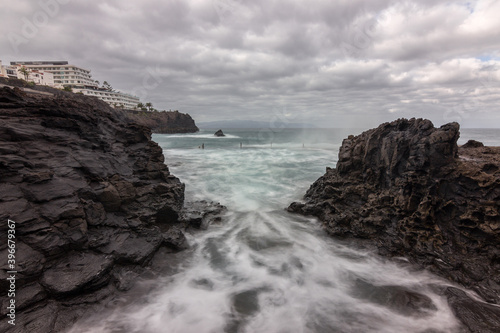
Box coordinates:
[68,128,499,333]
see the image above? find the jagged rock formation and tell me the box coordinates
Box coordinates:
[125,110,199,134]
[288,118,500,332]
[214,129,225,137]
[0,86,224,332]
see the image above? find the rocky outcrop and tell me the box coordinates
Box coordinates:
[0,85,224,332]
[125,110,199,134]
[214,129,225,137]
[462,139,484,148]
[288,118,500,332]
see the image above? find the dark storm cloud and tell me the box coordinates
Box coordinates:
[1,0,499,127]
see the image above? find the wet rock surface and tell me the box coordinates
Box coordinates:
[444,287,500,332]
[0,83,224,332]
[289,118,500,332]
[351,279,437,317]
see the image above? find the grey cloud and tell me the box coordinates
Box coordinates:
[1,0,500,128]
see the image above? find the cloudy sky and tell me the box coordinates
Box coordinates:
[1,0,500,128]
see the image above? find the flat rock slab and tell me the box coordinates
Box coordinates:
[0,301,59,333]
[446,287,500,333]
[0,282,47,316]
[99,231,162,264]
[40,252,113,296]
[351,279,437,317]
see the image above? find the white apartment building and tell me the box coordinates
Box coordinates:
[0,60,19,79]
[26,70,55,86]
[74,88,140,110]
[10,61,98,89]
[4,60,141,109]
[1,62,54,86]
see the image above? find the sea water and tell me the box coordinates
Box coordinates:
[69,128,499,333]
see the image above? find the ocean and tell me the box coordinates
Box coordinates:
[68,128,499,333]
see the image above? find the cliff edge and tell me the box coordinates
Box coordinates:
[289,118,500,332]
[125,109,199,134]
[0,86,222,332]
[0,77,199,134]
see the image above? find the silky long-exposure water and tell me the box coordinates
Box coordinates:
[68,128,496,333]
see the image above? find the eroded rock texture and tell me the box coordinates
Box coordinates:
[0,85,223,332]
[289,118,500,332]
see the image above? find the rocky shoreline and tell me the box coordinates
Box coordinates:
[0,85,224,332]
[2,86,499,333]
[289,118,500,332]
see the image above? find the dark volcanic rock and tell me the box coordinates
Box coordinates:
[214,129,225,137]
[445,287,500,333]
[0,82,221,332]
[40,253,113,296]
[161,201,227,250]
[288,118,500,331]
[162,228,189,250]
[462,139,484,148]
[351,279,437,317]
[181,200,227,229]
[125,109,199,134]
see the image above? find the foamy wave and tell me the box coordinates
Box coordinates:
[68,129,463,333]
[160,133,241,139]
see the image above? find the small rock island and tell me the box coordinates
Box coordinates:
[214,129,225,137]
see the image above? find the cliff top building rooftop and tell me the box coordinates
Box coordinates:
[10,60,98,89]
[11,61,70,66]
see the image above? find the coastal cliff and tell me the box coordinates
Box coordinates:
[289,118,500,332]
[0,77,199,134]
[0,86,222,332]
[125,110,199,134]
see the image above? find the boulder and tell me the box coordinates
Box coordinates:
[462,139,484,148]
[181,200,227,229]
[214,129,225,137]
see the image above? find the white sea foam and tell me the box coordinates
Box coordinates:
[160,133,242,139]
[68,129,473,333]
